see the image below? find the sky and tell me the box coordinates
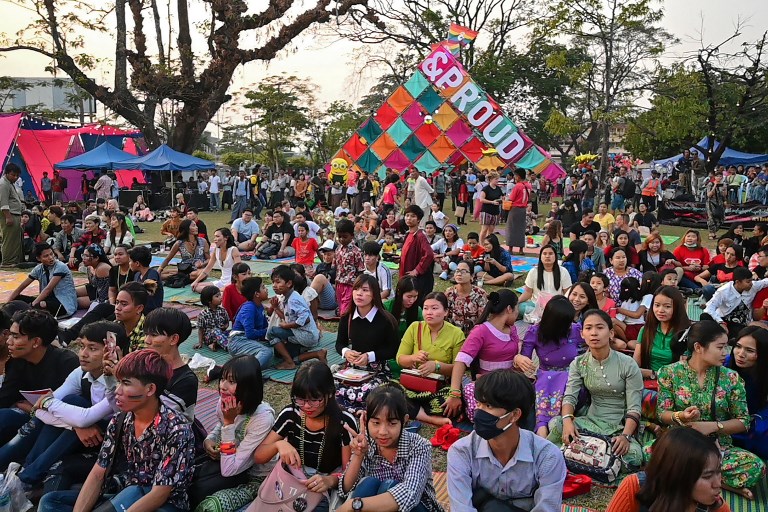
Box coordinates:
[0,0,766,132]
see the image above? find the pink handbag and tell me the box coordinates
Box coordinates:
[247,462,326,512]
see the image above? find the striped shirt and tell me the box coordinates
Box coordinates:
[363,262,392,294]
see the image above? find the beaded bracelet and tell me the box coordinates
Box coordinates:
[219,442,237,455]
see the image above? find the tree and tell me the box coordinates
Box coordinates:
[626,30,768,171]
[306,101,366,166]
[542,0,674,184]
[244,75,314,171]
[0,0,373,152]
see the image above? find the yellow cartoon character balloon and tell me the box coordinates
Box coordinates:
[330,158,349,186]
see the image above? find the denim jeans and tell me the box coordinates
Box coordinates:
[0,408,30,446]
[351,477,429,512]
[38,485,184,512]
[701,284,717,301]
[581,197,595,213]
[227,334,273,369]
[209,192,219,211]
[679,276,702,290]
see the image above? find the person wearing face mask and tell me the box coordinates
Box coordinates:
[447,369,566,512]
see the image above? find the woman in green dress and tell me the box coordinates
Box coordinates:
[548,309,644,470]
[383,276,422,341]
[654,320,766,499]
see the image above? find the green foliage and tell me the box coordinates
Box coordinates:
[220,152,252,168]
[286,156,313,169]
[192,150,215,161]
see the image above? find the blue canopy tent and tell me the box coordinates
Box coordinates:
[54,141,135,170]
[652,138,768,168]
[119,144,215,198]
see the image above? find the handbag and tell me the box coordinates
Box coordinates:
[502,200,513,211]
[561,429,622,483]
[248,462,325,512]
[399,323,446,394]
[454,206,466,218]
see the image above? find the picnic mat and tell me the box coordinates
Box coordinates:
[723,477,768,512]
[195,388,220,434]
[509,256,538,274]
[687,299,703,321]
[179,330,343,384]
[0,269,88,303]
[150,255,180,267]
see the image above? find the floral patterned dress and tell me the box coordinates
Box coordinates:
[653,361,766,488]
[445,285,488,335]
[603,266,643,304]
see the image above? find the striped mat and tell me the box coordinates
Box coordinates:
[687,298,703,321]
[723,477,768,512]
[196,387,220,433]
[432,473,599,512]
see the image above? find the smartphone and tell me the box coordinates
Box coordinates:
[106,331,117,359]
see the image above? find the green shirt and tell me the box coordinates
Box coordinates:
[636,326,675,372]
[383,298,422,340]
[396,320,465,365]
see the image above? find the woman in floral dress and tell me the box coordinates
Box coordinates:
[603,247,643,303]
[517,296,584,437]
[445,260,488,335]
[653,320,766,499]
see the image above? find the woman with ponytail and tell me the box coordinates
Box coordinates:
[443,290,525,422]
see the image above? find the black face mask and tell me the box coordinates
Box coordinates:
[473,409,513,440]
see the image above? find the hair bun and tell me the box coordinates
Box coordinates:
[489,291,501,305]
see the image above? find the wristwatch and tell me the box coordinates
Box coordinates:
[41,396,55,410]
[649,371,657,380]
[352,497,363,511]
[717,421,725,432]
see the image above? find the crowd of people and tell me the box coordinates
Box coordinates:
[0,159,766,512]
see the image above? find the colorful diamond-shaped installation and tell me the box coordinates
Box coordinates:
[401,135,427,162]
[401,103,427,130]
[418,87,445,114]
[374,103,399,130]
[429,135,456,162]
[386,86,414,113]
[461,137,487,163]
[433,103,459,131]
[386,118,414,146]
[414,123,441,147]
[384,148,411,172]
[448,151,465,167]
[370,132,398,160]
[356,148,382,174]
[342,133,367,160]
[357,118,383,144]
[446,122,473,147]
[404,72,429,98]
[414,150,441,173]
[440,74,471,99]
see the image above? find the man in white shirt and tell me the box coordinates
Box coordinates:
[208,169,221,212]
[703,266,768,336]
[410,167,434,227]
[231,208,261,251]
[0,321,124,486]
[362,241,392,299]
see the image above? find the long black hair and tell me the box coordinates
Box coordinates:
[215,227,236,249]
[618,277,642,303]
[727,326,768,410]
[538,296,576,345]
[536,244,561,291]
[291,361,344,467]
[221,355,264,414]
[477,289,518,324]
[484,233,503,260]
[176,219,194,242]
[639,271,662,297]
[391,276,420,326]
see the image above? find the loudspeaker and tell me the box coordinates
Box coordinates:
[119,190,143,209]
[150,191,172,210]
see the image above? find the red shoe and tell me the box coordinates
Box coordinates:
[440,427,461,451]
[430,424,452,447]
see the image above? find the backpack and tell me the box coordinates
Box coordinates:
[622,177,635,199]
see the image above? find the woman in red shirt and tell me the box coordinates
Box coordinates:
[672,229,711,290]
[221,262,252,320]
[457,176,469,225]
[505,168,531,255]
[379,173,400,217]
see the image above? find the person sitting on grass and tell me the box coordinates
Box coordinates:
[128,245,165,314]
[267,265,326,370]
[231,208,261,252]
[193,356,276,512]
[157,218,210,280]
[380,232,400,263]
[383,276,423,342]
[195,285,231,351]
[475,233,515,287]
[362,241,393,300]
[75,243,113,306]
[703,266,768,337]
[222,262,251,321]
[292,221,320,269]
[8,242,78,318]
[447,369,567,512]
[226,277,273,371]
[37,349,195,512]
[0,321,127,488]
[607,428,729,512]
[191,227,242,293]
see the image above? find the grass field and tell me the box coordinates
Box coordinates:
[138,207,724,511]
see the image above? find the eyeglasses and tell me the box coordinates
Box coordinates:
[293,397,325,407]
[454,269,471,275]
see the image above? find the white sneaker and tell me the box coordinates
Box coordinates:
[439,271,448,280]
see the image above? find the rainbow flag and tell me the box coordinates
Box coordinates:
[431,40,462,55]
[447,23,478,46]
